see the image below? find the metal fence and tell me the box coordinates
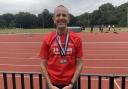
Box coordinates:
[0,71,128,89]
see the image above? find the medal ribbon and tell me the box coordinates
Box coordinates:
[56,31,69,56]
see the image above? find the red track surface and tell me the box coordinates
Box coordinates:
[0,32,128,89]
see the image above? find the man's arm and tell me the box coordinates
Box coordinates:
[40,60,59,89]
[63,58,83,89]
[40,60,52,86]
[71,58,83,84]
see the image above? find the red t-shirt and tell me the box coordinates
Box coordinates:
[39,31,83,85]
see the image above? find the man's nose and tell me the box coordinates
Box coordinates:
[59,15,64,19]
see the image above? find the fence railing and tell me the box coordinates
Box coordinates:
[0,71,43,89]
[0,71,128,89]
[80,74,128,89]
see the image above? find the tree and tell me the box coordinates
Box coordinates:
[38,9,53,28]
[2,13,15,27]
[15,12,38,28]
[68,14,77,26]
[0,15,6,28]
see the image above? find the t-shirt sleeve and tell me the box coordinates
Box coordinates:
[76,38,83,58]
[38,39,49,60]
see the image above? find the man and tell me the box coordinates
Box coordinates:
[112,25,118,33]
[90,25,94,32]
[99,25,104,33]
[105,25,111,33]
[39,5,83,89]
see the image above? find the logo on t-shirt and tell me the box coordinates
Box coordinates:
[53,47,72,55]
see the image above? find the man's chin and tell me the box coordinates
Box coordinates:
[57,25,67,29]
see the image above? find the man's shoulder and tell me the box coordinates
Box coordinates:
[43,31,56,44]
[44,31,56,39]
[69,31,81,40]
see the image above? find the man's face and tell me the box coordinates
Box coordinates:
[53,7,70,29]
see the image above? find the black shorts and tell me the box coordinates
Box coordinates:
[46,83,77,89]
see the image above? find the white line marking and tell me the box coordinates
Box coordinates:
[83,59,128,61]
[29,56,38,59]
[0,49,37,51]
[0,64,40,67]
[0,42,40,44]
[0,41,128,44]
[0,64,127,69]
[86,54,128,55]
[0,57,39,59]
[0,75,44,78]
[81,78,128,81]
[85,50,128,51]
[85,67,128,69]
[82,42,128,44]
[0,56,40,60]
[0,53,36,54]
[114,80,121,89]
[0,56,127,60]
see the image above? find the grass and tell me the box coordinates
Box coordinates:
[0,28,53,34]
[83,27,128,32]
[0,27,128,34]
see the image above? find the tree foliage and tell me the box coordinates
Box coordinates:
[0,2,127,28]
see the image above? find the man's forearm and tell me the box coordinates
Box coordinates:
[40,60,52,86]
[71,59,83,84]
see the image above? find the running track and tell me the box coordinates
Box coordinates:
[0,32,128,89]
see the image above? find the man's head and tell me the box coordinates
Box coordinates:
[53,5,70,30]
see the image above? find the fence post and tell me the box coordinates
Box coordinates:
[3,73,8,89]
[78,76,81,89]
[12,73,16,89]
[88,76,91,89]
[21,74,25,89]
[122,77,125,89]
[30,74,34,89]
[98,76,102,89]
[109,77,114,89]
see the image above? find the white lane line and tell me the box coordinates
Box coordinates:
[0,42,40,44]
[114,80,121,89]
[0,57,128,61]
[0,64,40,67]
[29,56,38,59]
[0,75,44,78]
[0,64,127,69]
[0,49,37,51]
[85,67,128,69]
[0,57,127,61]
[86,78,128,81]
[85,54,128,55]
[0,56,128,61]
[85,47,128,52]
[0,53,36,54]
[0,57,39,59]
[83,42,128,44]
[83,59,128,61]
[0,42,128,44]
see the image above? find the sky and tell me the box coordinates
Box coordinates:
[0,0,127,16]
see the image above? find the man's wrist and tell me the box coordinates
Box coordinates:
[69,81,74,86]
[47,83,53,88]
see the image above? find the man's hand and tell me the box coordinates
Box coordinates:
[62,84,73,89]
[49,84,60,89]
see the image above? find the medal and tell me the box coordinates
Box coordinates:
[60,57,67,64]
[56,31,69,64]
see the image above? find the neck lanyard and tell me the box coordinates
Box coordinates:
[56,31,69,56]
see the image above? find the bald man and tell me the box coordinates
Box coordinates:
[39,5,83,89]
